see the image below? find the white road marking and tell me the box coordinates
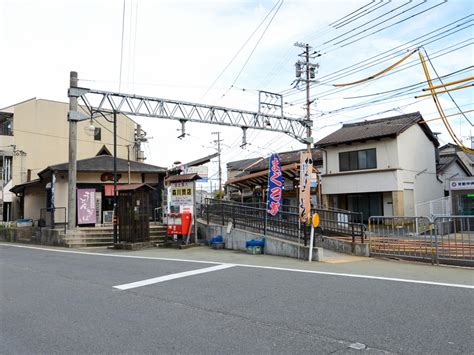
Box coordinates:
[1,243,473,290]
[113,264,236,290]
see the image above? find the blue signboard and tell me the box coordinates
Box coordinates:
[267,153,283,216]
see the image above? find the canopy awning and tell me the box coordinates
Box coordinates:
[226,163,299,190]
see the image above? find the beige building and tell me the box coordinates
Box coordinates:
[0,98,146,221]
[316,112,444,220]
[11,155,166,225]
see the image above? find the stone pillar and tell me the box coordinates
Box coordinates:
[392,191,404,216]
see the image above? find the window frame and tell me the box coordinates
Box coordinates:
[339,148,377,172]
[94,127,102,141]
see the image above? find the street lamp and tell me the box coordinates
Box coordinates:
[90,110,118,244]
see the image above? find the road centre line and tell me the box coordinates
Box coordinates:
[114,264,236,290]
[2,243,473,290]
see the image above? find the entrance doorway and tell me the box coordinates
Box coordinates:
[337,193,383,222]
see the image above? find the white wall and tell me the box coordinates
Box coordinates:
[323,170,398,194]
[397,125,443,207]
[324,138,399,175]
[323,138,399,195]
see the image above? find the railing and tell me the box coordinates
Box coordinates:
[368,215,473,266]
[368,216,434,262]
[434,216,473,265]
[199,199,365,244]
[415,196,452,220]
[39,207,67,233]
[153,207,163,223]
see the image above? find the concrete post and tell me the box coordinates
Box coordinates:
[67,71,78,230]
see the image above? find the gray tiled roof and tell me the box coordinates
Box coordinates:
[437,155,457,174]
[39,155,166,176]
[315,112,439,147]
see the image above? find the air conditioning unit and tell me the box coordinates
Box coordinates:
[103,210,113,224]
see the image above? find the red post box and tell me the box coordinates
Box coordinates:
[167,212,192,236]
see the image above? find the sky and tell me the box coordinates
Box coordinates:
[1,0,473,188]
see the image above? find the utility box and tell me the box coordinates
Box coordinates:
[117,184,155,243]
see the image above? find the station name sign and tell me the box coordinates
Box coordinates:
[450,179,474,190]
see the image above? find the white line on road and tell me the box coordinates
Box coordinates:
[114,264,236,290]
[2,243,473,290]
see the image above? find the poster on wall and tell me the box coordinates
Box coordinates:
[77,188,96,225]
[299,151,313,222]
[267,153,282,216]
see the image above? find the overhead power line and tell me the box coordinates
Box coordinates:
[329,1,376,27]
[332,1,388,30]
[279,15,473,97]
[218,0,285,101]
[324,1,411,45]
[333,49,417,87]
[331,1,448,50]
[287,38,473,107]
[423,48,473,126]
[202,0,283,99]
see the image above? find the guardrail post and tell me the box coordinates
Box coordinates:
[232,204,236,228]
[221,202,225,225]
[360,224,364,243]
[351,223,355,244]
[263,211,267,235]
[303,223,307,246]
[206,204,210,224]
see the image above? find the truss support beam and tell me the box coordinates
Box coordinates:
[70,87,311,143]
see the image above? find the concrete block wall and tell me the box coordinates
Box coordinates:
[197,220,322,261]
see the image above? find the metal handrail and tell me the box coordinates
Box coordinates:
[202,199,365,243]
[154,207,163,222]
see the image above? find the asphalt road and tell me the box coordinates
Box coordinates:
[1,243,473,354]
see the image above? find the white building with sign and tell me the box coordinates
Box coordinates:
[450,177,474,215]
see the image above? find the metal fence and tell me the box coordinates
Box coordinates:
[368,216,473,266]
[415,196,452,220]
[199,199,365,244]
[434,216,473,265]
[39,207,67,232]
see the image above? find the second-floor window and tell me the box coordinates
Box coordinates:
[94,128,101,141]
[339,148,376,171]
[0,116,13,136]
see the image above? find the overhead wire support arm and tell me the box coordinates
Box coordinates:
[69,87,311,144]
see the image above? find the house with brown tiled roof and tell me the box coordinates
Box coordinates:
[315,112,444,220]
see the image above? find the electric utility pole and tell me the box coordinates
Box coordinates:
[67,71,78,230]
[294,42,320,151]
[212,131,222,198]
